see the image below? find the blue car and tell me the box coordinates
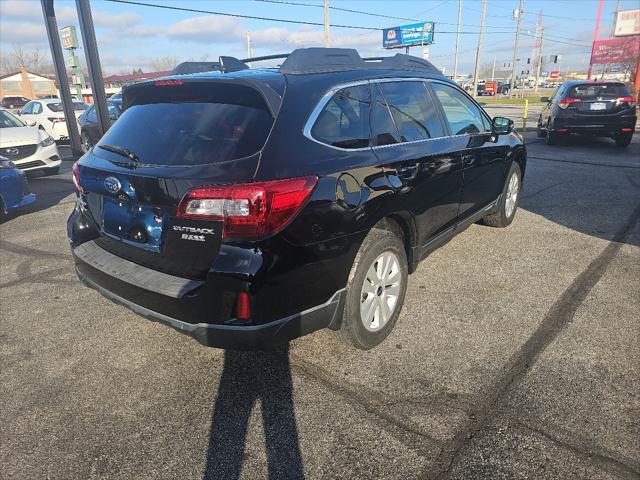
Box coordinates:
[0,155,36,218]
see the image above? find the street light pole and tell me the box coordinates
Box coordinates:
[472,0,487,98]
[40,0,82,157]
[509,0,524,98]
[453,0,462,82]
[323,0,330,47]
[534,28,544,93]
[75,0,109,137]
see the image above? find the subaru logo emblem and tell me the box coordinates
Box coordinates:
[5,147,19,156]
[104,176,121,194]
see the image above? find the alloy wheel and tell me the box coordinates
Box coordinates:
[505,172,519,218]
[360,251,402,332]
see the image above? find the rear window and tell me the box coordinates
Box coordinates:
[98,82,273,165]
[47,102,87,112]
[568,83,631,100]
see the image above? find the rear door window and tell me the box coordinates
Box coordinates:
[97,82,274,166]
[378,81,445,141]
[310,84,370,149]
[568,83,631,100]
[431,83,488,135]
[32,102,43,114]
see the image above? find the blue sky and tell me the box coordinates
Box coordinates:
[1,0,637,75]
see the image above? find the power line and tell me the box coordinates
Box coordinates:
[254,0,421,22]
[105,0,378,30]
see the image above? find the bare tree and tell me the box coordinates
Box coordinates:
[0,44,55,76]
[149,56,180,72]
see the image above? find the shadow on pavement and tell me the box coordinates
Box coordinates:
[202,345,304,480]
[521,134,640,247]
[23,174,75,216]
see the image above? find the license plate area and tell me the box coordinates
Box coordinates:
[102,195,164,252]
[590,102,606,111]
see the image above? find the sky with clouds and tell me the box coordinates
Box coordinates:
[0,0,636,76]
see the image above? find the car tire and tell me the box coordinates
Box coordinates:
[337,228,408,350]
[615,132,633,147]
[43,166,60,176]
[536,117,545,138]
[481,162,522,228]
[545,127,558,145]
[81,131,93,153]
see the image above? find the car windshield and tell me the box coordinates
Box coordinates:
[47,102,87,112]
[97,83,273,166]
[0,110,26,128]
[569,83,631,100]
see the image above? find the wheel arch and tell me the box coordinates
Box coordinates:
[372,211,418,274]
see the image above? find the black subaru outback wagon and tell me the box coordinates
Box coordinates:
[68,48,526,350]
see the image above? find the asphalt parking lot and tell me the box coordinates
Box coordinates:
[1,132,639,479]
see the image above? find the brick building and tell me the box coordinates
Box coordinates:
[0,68,57,100]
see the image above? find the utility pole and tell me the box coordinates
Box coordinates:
[491,56,496,81]
[611,0,620,36]
[246,31,253,65]
[453,0,462,82]
[534,28,544,92]
[323,0,330,47]
[509,0,524,98]
[587,0,604,80]
[472,0,487,98]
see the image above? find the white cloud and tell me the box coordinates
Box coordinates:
[167,16,243,43]
[93,11,141,29]
[0,0,77,24]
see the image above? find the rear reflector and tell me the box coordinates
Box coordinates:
[621,128,633,132]
[236,292,251,320]
[154,79,183,86]
[556,128,569,133]
[558,98,582,109]
[177,176,318,239]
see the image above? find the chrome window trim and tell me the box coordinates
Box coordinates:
[302,77,487,152]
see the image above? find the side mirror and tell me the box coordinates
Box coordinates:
[540,96,550,103]
[492,116,514,135]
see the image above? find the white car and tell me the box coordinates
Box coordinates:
[0,108,61,175]
[18,98,87,141]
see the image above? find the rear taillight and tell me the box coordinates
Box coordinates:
[177,176,318,239]
[557,98,582,109]
[616,96,637,108]
[72,161,83,194]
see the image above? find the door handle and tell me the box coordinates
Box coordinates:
[395,163,419,180]
[462,154,475,166]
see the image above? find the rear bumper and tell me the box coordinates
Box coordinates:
[76,265,344,349]
[552,112,636,136]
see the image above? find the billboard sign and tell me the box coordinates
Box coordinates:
[591,36,640,64]
[60,26,79,50]
[383,22,434,49]
[550,71,560,79]
[614,9,640,37]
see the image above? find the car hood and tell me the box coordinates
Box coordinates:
[0,126,40,147]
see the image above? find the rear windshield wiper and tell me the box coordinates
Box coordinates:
[97,143,139,162]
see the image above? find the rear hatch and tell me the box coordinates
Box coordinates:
[566,82,635,117]
[76,78,279,279]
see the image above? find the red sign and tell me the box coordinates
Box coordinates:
[550,71,560,79]
[591,36,640,64]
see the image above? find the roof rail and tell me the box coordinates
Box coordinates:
[171,48,442,76]
[279,48,441,75]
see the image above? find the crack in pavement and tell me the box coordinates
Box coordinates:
[0,240,70,260]
[508,417,640,479]
[422,202,640,480]
[291,354,445,453]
